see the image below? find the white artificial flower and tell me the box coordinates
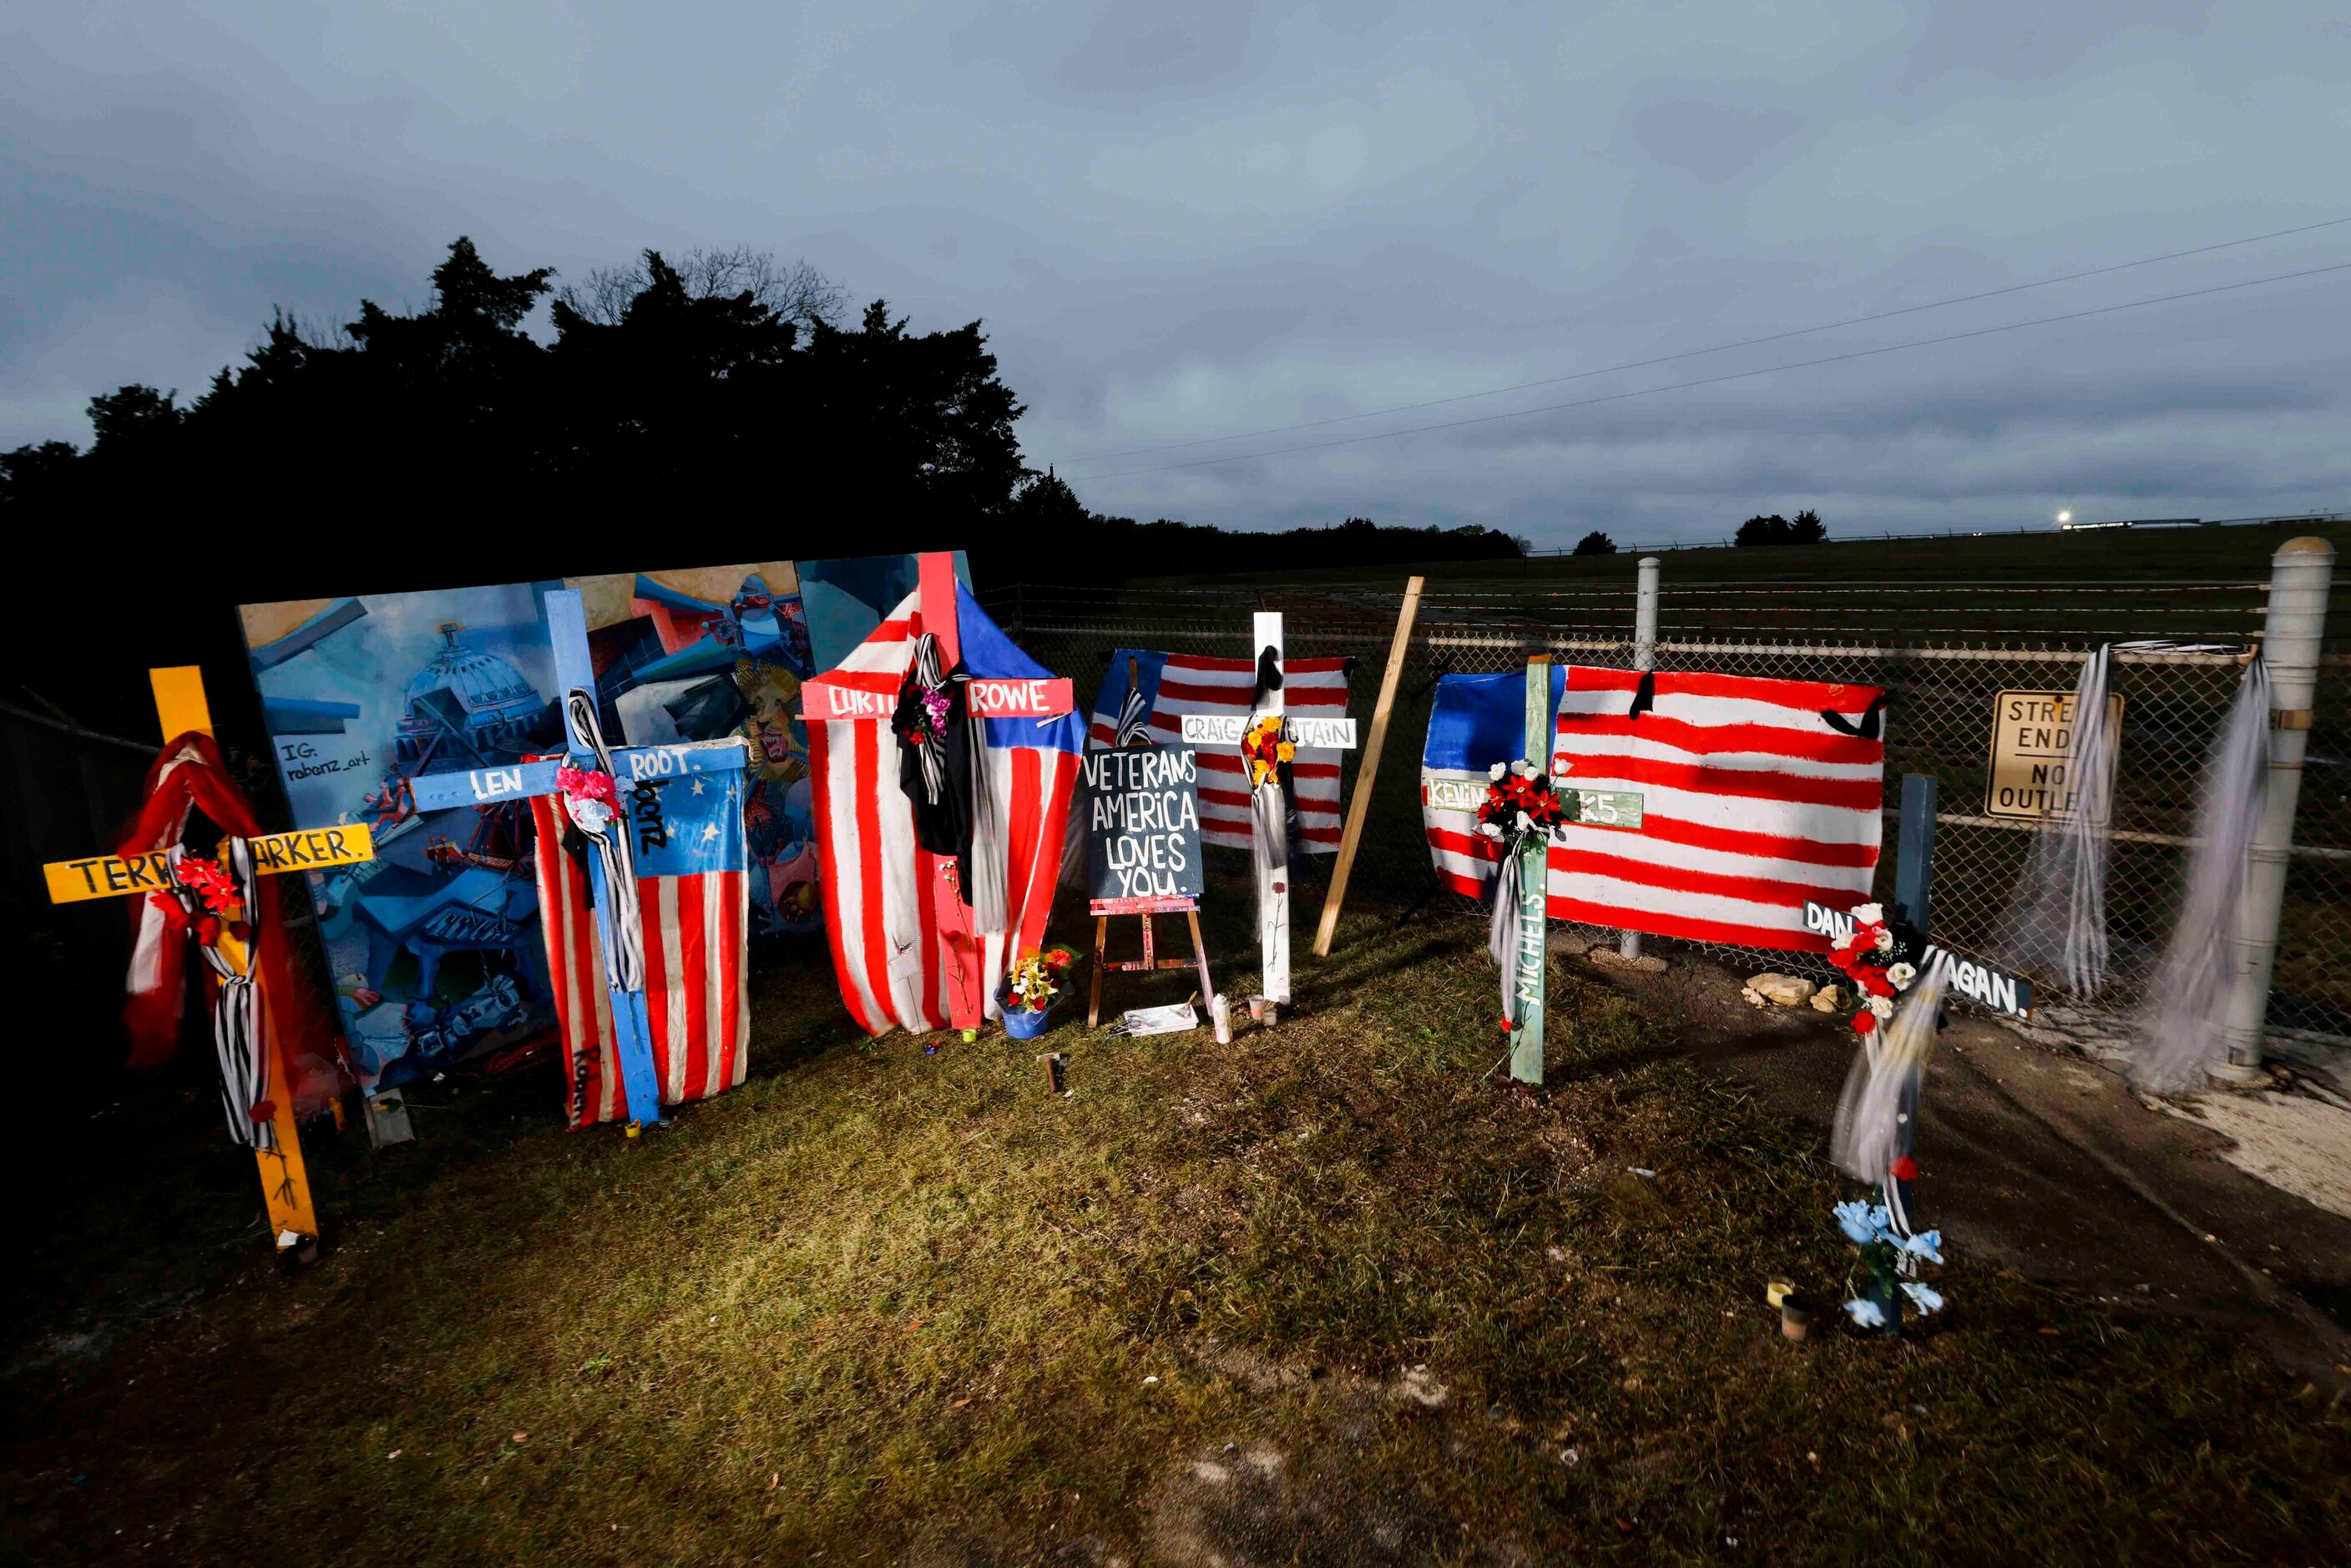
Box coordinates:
[1514,810,1531,831]
[1833,930,1859,952]
[1875,928,1895,953]
[1479,822,1503,839]
[1900,1282,1945,1314]
[1851,903,1884,925]
[1510,759,1534,778]
[1489,762,1507,781]
[1843,1297,1887,1329]
[1869,995,1894,1020]
[1886,962,1917,989]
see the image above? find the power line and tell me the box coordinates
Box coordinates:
[1078,260,2351,481]
[1060,215,2351,468]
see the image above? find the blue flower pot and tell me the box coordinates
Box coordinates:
[1001,999,1055,1039]
[1863,1276,1904,1338]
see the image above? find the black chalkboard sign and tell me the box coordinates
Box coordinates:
[1082,747,1205,907]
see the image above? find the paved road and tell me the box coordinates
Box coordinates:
[1577,948,2351,1381]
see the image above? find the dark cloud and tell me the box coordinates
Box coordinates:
[3,1,2343,545]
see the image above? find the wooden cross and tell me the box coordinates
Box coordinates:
[798,551,1076,1039]
[1178,612,1358,1010]
[1507,658,1553,1083]
[407,589,748,1126]
[1450,655,1646,1085]
[43,667,377,1253]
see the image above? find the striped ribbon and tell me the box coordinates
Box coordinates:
[563,689,646,994]
[166,841,274,1151]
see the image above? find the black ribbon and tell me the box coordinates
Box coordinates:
[1820,693,1892,740]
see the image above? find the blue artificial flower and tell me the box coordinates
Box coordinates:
[1900,1229,1944,1265]
[1843,1297,1887,1328]
[1834,1200,1879,1246]
[1900,1282,1945,1315]
[1868,1204,1895,1237]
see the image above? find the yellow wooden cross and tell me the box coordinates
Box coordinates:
[40,668,362,1253]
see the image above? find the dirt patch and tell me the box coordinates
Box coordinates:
[1146,1439,1513,1568]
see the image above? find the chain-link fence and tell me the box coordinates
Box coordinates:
[983,567,2350,1044]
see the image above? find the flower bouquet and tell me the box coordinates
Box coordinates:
[1000,945,1077,1039]
[1476,759,1570,842]
[1241,714,1294,790]
[1825,903,1918,1040]
[1833,1198,1945,1335]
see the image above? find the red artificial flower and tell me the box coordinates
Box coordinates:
[195,915,223,948]
[247,1099,276,1124]
[177,855,241,913]
[1859,969,1896,999]
[1853,1009,1878,1036]
[1889,1155,1919,1182]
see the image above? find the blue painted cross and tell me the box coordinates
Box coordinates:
[407,589,747,1128]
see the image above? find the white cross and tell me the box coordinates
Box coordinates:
[1177,611,1358,1009]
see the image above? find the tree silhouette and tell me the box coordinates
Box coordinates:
[4,235,1534,604]
[1737,509,1828,546]
[1573,529,1617,556]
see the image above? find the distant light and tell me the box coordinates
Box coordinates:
[2055,509,2072,524]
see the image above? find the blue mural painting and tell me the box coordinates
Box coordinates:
[240,556,955,1085]
[240,584,568,1089]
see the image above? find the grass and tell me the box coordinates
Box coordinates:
[6,894,2348,1565]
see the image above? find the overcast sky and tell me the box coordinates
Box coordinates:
[4,3,2345,547]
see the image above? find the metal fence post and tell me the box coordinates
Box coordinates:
[2213,537,2336,1082]
[1618,555,1661,964]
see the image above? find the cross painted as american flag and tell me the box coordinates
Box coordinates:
[531,759,751,1130]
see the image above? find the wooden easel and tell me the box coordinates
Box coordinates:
[1087,895,1215,1028]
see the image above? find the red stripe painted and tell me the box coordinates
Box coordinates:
[1566,665,1884,714]
[1164,655,1348,675]
[1545,894,1834,953]
[914,848,948,1032]
[809,720,877,1037]
[1554,752,1882,812]
[529,799,579,1128]
[918,554,962,664]
[1426,824,1505,862]
[1154,678,1348,710]
[1438,868,1488,898]
[1012,747,1052,959]
[1191,747,1341,781]
[725,872,748,1088]
[579,849,615,1125]
[678,877,709,1100]
[1629,812,1881,869]
[1554,711,1883,767]
[852,721,897,1034]
[1547,847,1848,910]
[707,874,736,1093]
